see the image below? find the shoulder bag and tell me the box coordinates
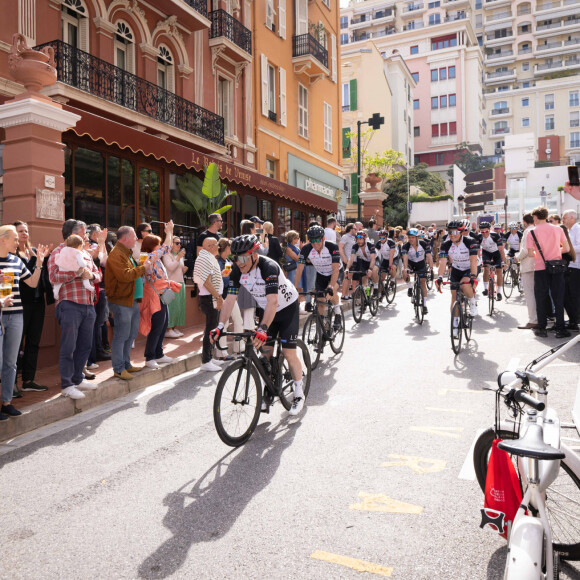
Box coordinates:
[146,276,176,305]
[530,230,568,274]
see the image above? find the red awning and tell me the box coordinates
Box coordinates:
[63,105,338,213]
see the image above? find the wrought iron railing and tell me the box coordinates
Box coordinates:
[35,40,224,146]
[292,34,328,69]
[268,110,277,123]
[210,9,252,55]
[182,0,208,18]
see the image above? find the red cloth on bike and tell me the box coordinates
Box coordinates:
[484,438,522,539]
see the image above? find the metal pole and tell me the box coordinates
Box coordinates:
[357,120,362,221]
[407,163,410,228]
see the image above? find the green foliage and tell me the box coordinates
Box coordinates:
[172,162,236,225]
[364,149,406,180]
[410,194,453,202]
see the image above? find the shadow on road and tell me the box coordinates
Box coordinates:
[145,371,215,415]
[442,339,500,391]
[138,418,301,579]
[307,352,342,407]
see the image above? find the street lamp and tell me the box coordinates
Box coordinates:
[357,113,385,221]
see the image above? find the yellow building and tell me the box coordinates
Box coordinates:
[252,0,344,233]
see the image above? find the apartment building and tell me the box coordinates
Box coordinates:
[253,0,344,236]
[341,0,484,176]
[474,0,580,163]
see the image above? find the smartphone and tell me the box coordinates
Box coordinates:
[568,165,580,186]
[257,228,263,234]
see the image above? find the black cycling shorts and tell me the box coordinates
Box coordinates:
[315,273,332,292]
[450,267,472,291]
[508,248,518,258]
[351,259,371,281]
[482,250,502,268]
[380,257,398,272]
[408,260,427,278]
[265,300,299,350]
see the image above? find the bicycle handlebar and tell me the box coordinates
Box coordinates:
[513,389,545,412]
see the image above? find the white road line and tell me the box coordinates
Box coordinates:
[458,428,484,481]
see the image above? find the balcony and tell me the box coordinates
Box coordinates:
[402,3,426,16]
[444,0,470,5]
[35,40,224,146]
[292,34,329,82]
[485,31,513,47]
[490,107,510,115]
[486,11,512,22]
[350,15,373,30]
[486,49,514,62]
[209,9,252,63]
[486,69,516,84]
[536,40,562,51]
[373,27,398,37]
[491,126,510,136]
[445,13,467,22]
[168,0,210,31]
[484,0,511,7]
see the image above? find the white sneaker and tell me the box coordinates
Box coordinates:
[165,329,179,338]
[174,329,184,337]
[146,360,160,369]
[288,396,304,416]
[131,340,135,349]
[211,358,225,366]
[156,355,174,364]
[86,363,99,370]
[469,302,478,317]
[200,361,222,372]
[76,379,98,391]
[62,386,85,399]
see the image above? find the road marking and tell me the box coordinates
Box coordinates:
[410,426,464,439]
[425,407,474,414]
[382,454,447,474]
[311,551,393,577]
[458,428,484,480]
[350,492,423,514]
[438,388,490,396]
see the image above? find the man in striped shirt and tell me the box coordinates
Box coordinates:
[48,220,101,400]
[0,226,48,420]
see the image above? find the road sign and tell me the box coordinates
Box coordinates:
[465,192,494,204]
[464,168,494,183]
[465,204,485,212]
[464,181,494,194]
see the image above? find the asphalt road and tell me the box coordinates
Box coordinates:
[1,287,580,580]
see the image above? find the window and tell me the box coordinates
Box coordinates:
[324,102,332,153]
[522,97,529,107]
[523,81,531,88]
[266,0,275,31]
[545,94,554,110]
[431,34,457,50]
[267,64,276,120]
[498,85,509,92]
[448,66,455,79]
[340,16,348,28]
[440,95,447,108]
[428,1,440,7]
[522,62,530,72]
[571,111,580,128]
[440,123,448,136]
[494,100,507,111]
[431,97,438,109]
[449,121,457,135]
[217,76,234,136]
[412,72,419,83]
[342,128,351,158]
[545,115,554,130]
[436,153,445,165]
[439,68,447,81]
[475,14,483,28]
[342,82,350,111]
[265,158,277,179]
[114,22,135,74]
[413,99,420,109]
[522,117,530,127]
[429,14,441,25]
[157,45,174,93]
[410,45,419,55]
[571,132,580,148]
[299,83,308,138]
[431,69,438,82]
[449,93,456,107]
[340,33,348,45]
[570,91,579,107]
[414,126,420,137]
[432,124,439,137]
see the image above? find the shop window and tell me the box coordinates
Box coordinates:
[293,210,306,236]
[244,194,258,220]
[74,147,106,226]
[278,206,292,237]
[108,156,135,230]
[138,167,160,223]
[260,199,273,222]
[64,147,73,220]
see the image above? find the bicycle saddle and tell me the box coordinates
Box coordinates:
[498,423,565,460]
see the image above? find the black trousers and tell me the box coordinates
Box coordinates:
[564,268,580,325]
[534,269,565,331]
[199,295,219,364]
[21,300,46,383]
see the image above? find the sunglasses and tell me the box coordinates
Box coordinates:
[449,230,459,236]
[355,235,366,240]
[144,229,152,233]
[309,237,322,243]
[174,241,181,245]
[234,253,254,264]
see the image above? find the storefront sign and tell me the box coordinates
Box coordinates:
[36,188,64,221]
[304,178,335,198]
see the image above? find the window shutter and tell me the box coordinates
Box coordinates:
[278,0,286,39]
[279,67,287,126]
[342,128,351,159]
[261,54,269,117]
[266,0,273,30]
[331,34,337,82]
[79,16,89,53]
[127,42,135,74]
[349,79,357,111]
[296,0,308,35]
[350,172,359,203]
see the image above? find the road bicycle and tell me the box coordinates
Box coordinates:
[473,334,580,575]
[409,270,426,325]
[485,265,497,316]
[349,273,379,323]
[213,331,312,447]
[301,291,345,370]
[426,266,435,291]
[503,257,522,299]
[377,270,397,305]
[438,280,473,354]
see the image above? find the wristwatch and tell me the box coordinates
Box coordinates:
[258,323,269,332]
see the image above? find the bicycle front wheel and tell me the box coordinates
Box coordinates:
[488,278,495,316]
[377,278,385,304]
[386,275,397,304]
[352,286,365,323]
[473,428,580,560]
[214,361,262,447]
[278,339,312,411]
[369,288,379,316]
[503,268,514,298]
[329,310,345,354]
[462,297,472,342]
[426,268,434,291]
[451,300,462,354]
[302,314,322,371]
[414,282,424,325]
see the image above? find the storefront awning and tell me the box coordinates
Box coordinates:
[63,105,338,214]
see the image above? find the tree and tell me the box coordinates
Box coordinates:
[447,142,495,185]
[383,164,446,227]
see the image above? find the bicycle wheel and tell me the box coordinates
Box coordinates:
[426,268,434,291]
[488,277,495,316]
[278,338,312,411]
[450,300,462,354]
[517,269,523,294]
[386,275,397,304]
[213,361,262,447]
[503,268,514,299]
[352,286,365,323]
[414,281,424,324]
[329,310,346,354]
[473,428,580,560]
[369,287,380,316]
[377,277,385,304]
[302,314,322,371]
[462,296,472,341]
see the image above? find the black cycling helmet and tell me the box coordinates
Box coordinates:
[447,220,465,231]
[307,225,325,241]
[230,234,260,255]
[479,221,492,230]
[378,229,388,237]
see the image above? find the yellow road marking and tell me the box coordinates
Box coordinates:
[425,407,474,414]
[410,426,463,438]
[349,492,423,514]
[382,454,447,474]
[311,551,393,577]
[438,388,489,395]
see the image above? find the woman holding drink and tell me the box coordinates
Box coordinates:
[162,236,187,338]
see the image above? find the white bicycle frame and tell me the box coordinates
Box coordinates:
[495,333,580,579]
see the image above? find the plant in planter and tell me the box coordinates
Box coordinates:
[363,149,406,181]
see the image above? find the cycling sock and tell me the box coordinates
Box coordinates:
[497,285,502,292]
[293,380,304,398]
[470,297,476,305]
[373,283,378,289]
[423,298,426,305]
[407,281,413,288]
[484,281,489,290]
[333,304,341,314]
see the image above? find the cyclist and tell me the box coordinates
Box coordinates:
[339,223,356,301]
[376,229,397,280]
[345,230,379,295]
[294,224,342,330]
[401,228,432,314]
[210,235,305,415]
[436,221,480,333]
[479,220,506,300]
[504,222,523,258]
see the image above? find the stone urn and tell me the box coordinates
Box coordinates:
[365,172,383,191]
[8,33,57,97]
[360,172,388,225]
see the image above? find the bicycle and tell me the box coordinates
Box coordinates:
[473,334,580,571]
[486,265,497,316]
[349,273,379,323]
[503,257,522,299]
[378,270,397,305]
[301,291,345,371]
[213,331,312,447]
[426,266,435,291]
[438,280,473,354]
[410,270,425,325]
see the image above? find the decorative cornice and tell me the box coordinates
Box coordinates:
[119,0,145,19]
[139,42,158,59]
[0,40,11,54]
[178,63,193,77]
[93,17,117,35]
[0,98,81,131]
[153,15,183,44]
[235,62,248,88]
[211,46,226,76]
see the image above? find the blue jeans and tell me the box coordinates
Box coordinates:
[144,303,168,361]
[55,301,96,389]
[109,301,140,374]
[88,291,109,365]
[1,312,24,403]
[305,265,316,302]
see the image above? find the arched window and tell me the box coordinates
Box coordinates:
[61,0,89,52]
[114,21,135,74]
[157,45,175,93]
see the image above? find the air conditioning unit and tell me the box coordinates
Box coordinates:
[495,146,503,155]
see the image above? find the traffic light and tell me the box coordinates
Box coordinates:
[368,113,384,130]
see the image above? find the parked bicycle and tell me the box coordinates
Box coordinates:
[503,257,522,299]
[349,275,379,323]
[439,281,473,354]
[301,291,345,370]
[213,331,312,447]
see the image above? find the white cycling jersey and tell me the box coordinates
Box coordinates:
[299,241,341,276]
